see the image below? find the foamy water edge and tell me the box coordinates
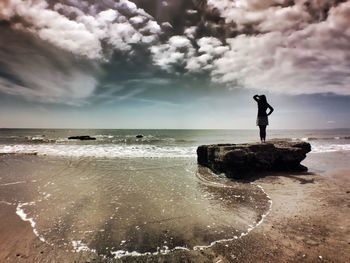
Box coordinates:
[0,144,197,158]
[11,180,272,259]
[16,202,46,243]
[1,142,350,158]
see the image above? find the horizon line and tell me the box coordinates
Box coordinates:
[0,127,349,131]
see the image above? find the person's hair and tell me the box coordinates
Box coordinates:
[259,95,268,106]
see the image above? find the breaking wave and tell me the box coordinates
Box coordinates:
[301,136,350,141]
[13,134,196,145]
[0,144,197,158]
[311,143,350,153]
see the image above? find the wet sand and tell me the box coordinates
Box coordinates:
[0,155,349,262]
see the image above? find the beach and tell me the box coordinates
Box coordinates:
[2,0,350,262]
[0,129,349,262]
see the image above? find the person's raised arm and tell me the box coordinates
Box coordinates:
[253,95,260,102]
[267,104,274,116]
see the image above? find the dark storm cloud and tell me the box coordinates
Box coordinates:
[0,0,350,105]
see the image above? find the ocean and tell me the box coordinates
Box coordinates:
[0,129,349,258]
[1,128,350,157]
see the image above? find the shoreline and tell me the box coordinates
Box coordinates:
[0,159,349,262]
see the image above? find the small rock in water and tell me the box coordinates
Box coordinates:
[68,135,96,141]
[136,134,143,138]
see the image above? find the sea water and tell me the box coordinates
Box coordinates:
[0,129,349,258]
[0,128,349,156]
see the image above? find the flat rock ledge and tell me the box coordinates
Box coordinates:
[197,140,312,179]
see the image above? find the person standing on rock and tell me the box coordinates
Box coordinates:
[253,95,274,143]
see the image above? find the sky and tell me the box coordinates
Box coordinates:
[0,0,349,129]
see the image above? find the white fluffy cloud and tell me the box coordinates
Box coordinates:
[150,0,350,95]
[1,0,350,102]
[186,37,229,72]
[0,0,102,59]
[148,0,350,95]
[151,36,195,72]
[0,0,164,104]
[151,35,229,73]
[0,0,162,59]
[210,1,350,95]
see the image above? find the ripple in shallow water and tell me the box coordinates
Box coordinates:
[0,155,271,258]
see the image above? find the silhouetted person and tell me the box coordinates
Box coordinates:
[253,95,274,143]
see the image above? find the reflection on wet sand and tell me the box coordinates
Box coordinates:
[0,155,271,258]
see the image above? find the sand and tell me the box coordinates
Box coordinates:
[0,166,349,262]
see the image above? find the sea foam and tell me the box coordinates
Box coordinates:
[16,202,46,242]
[0,144,196,158]
[311,144,350,153]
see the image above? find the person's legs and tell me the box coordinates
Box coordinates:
[259,125,266,142]
[262,125,266,142]
[258,125,263,142]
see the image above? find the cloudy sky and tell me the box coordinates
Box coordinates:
[0,0,349,129]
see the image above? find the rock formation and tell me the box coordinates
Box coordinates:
[197,140,311,179]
